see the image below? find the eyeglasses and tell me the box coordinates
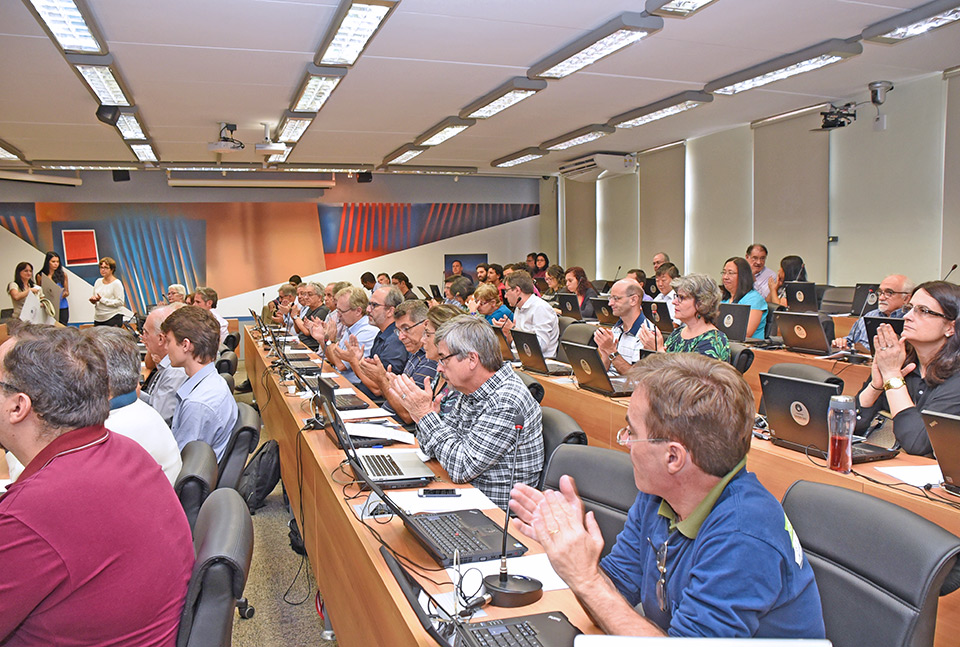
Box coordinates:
[903,303,950,320]
[673,294,691,304]
[437,352,462,366]
[647,531,678,612]
[396,319,427,337]
[368,302,387,310]
[720,270,738,277]
[877,288,910,298]
[608,294,632,303]
[616,427,668,446]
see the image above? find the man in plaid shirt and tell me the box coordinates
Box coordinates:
[389,315,543,509]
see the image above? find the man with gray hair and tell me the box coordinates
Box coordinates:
[166,283,187,304]
[345,286,409,398]
[833,274,914,351]
[389,315,543,509]
[139,303,188,426]
[84,327,181,486]
[292,281,329,351]
[0,325,194,645]
[317,286,378,386]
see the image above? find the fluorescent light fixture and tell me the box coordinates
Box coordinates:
[315,0,397,66]
[413,117,476,147]
[283,164,373,173]
[382,144,427,165]
[268,148,292,163]
[66,54,131,105]
[646,0,720,18]
[39,163,138,170]
[114,108,147,140]
[383,165,477,175]
[165,165,258,172]
[607,90,712,129]
[129,143,157,162]
[277,111,315,143]
[542,124,615,151]
[0,140,25,161]
[459,77,548,119]
[862,0,960,44]
[491,147,547,168]
[0,170,82,186]
[704,39,862,95]
[637,140,684,156]
[528,13,663,79]
[291,65,348,112]
[750,103,831,128]
[23,0,106,54]
[168,178,335,189]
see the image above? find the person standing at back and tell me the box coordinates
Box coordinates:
[37,252,69,325]
[89,256,126,327]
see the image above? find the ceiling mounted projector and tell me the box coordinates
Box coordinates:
[208,122,244,153]
[255,122,288,155]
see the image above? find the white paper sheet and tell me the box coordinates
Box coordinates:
[446,553,569,592]
[339,407,392,420]
[344,422,415,445]
[334,387,355,395]
[389,487,498,513]
[875,464,943,488]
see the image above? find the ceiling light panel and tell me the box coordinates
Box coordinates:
[292,65,348,112]
[607,91,713,129]
[130,143,157,162]
[67,54,132,105]
[165,166,258,172]
[268,148,292,163]
[40,164,138,170]
[542,125,615,151]
[491,147,546,168]
[382,144,426,165]
[460,77,548,120]
[414,117,476,147]
[283,165,373,173]
[316,0,397,67]
[115,112,146,139]
[528,13,663,79]
[24,0,105,54]
[704,39,862,95]
[862,0,960,44]
[646,0,720,18]
[384,165,477,175]
[278,112,315,143]
[0,140,24,161]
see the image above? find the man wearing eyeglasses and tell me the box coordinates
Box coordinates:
[292,282,329,351]
[594,279,646,374]
[345,287,408,399]
[509,353,824,638]
[833,274,914,351]
[321,286,379,386]
[747,244,777,299]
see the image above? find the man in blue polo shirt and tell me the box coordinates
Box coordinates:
[510,353,824,638]
[594,278,646,375]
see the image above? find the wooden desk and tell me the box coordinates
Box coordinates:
[244,327,598,646]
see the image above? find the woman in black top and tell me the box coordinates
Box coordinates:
[855,280,960,455]
[38,251,69,325]
[564,266,598,319]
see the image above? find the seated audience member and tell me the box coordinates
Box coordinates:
[310,280,352,348]
[526,252,538,274]
[193,286,228,344]
[747,243,777,299]
[475,263,489,284]
[652,252,669,272]
[376,272,391,288]
[720,257,768,340]
[271,283,298,326]
[288,274,302,286]
[447,276,473,311]
[855,281,960,455]
[389,315,543,509]
[369,300,438,423]
[486,263,504,287]
[360,271,377,294]
[653,262,680,319]
[594,279,646,374]
[472,283,513,324]
[0,326,194,645]
[833,274,913,350]
[768,255,807,306]
[166,283,186,304]
[292,281,328,351]
[542,264,565,300]
[84,327,181,486]
[423,305,465,415]
[498,270,560,359]
[509,352,824,638]
[640,273,730,361]
[533,253,550,279]
[320,286,379,385]
[626,268,653,301]
[391,271,418,301]
[161,305,238,460]
[346,287,408,398]
[564,266,599,319]
[139,303,188,426]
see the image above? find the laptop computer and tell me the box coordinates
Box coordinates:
[313,372,369,411]
[429,284,444,300]
[716,303,751,342]
[863,316,905,355]
[380,546,579,646]
[562,342,634,398]
[775,311,831,355]
[590,297,618,325]
[851,283,880,315]
[641,301,674,334]
[920,410,960,495]
[760,372,898,463]
[644,277,659,299]
[512,329,572,376]
[556,293,583,320]
[785,282,818,313]
[492,326,518,362]
[321,394,435,488]
[534,277,549,295]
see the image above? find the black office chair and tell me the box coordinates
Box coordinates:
[538,407,588,489]
[177,489,255,647]
[727,342,754,375]
[556,322,598,363]
[814,284,833,308]
[215,351,238,376]
[216,402,261,491]
[819,286,855,314]
[515,370,544,404]
[223,332,240,351]
[781,480,960,647]
[175,441,219,531]
[555,316,578,363]
[542,444,637,558]
[758,362,844,415]
[220,372,235,394]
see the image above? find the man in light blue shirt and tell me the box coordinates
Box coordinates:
[832,274,913,351]
[161,305,237,461]
[322,286,378,385]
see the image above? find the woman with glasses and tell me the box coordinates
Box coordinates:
[89,257,126,327]
[533,253,550,279]
[470,283,513,325]
[856,280,960,455]
[720,256,767,340]
[638,273,730,361]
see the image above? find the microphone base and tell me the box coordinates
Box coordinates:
[482,574,543,608]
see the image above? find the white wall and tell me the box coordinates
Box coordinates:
[596,172,640,281]
[639,144,685,273]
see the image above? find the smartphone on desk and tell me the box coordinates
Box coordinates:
[418,488,460,498]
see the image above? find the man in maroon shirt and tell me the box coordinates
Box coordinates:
[0,325,195,646]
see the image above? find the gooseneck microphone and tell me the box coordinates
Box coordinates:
[611,265,622,282]
[944,264,957,281]
[482,412,544,608]
[856,288,874,320]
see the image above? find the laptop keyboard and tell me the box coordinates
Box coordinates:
[467,622,543,647]
[363,454,403,477]
[411,514,487,555]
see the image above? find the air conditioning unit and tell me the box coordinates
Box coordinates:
[558,153,638,182]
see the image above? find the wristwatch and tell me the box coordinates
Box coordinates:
[609,351,620,362]
[883,377,906,391]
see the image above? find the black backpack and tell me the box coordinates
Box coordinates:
[236,440,280,514]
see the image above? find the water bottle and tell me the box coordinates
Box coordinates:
[827,395,855,473]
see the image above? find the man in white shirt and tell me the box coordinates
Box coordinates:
[594,279,646,374]
[747,244,777,299]
[193,286,228,344]
[498,270,559,358]
[139,304,188,426]
[317,286,379,385]
[652,262,680,320]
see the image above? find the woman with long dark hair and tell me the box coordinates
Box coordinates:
[769,255,806,306]
[856,281,960,455]
[564,266,598,319]
[533,253,549,279]
[38,251,69,325]
[720,256,767,340]
[8,261,41,319]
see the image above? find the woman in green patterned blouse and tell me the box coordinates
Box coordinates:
[638,273,730,361]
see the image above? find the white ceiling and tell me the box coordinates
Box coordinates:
[0,0,958,178]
